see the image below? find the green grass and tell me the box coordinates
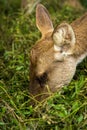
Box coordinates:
[0,1,87,130]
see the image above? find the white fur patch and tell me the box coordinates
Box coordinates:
[53,23,76,48]
[54,52,65,61]
[77,52,87,65]
[54,45,61,51]
[53,28,64,46]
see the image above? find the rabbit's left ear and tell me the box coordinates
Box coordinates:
[53,23,76,51]
[36,4,54,38]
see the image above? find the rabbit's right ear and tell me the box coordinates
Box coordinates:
[53,23,76,51]
[36,4,54,37]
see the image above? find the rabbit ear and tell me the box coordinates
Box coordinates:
[36,4,54,37]
[53,23,76,51]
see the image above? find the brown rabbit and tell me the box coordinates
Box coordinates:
[29,4,87,103]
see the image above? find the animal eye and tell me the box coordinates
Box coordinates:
[36,72,48,87]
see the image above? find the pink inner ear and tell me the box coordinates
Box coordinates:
[36,4,53,37]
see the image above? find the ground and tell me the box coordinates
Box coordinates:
[0,0,87,129]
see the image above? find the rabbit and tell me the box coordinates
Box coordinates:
[29,4,87,103]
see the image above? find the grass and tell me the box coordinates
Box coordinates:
[0,1,87,130]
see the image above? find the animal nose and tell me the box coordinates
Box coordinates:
[35,72,48,87]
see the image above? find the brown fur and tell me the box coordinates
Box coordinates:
[71,12,87,56]
[29,4,87,104]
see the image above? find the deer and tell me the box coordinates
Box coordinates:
[29,4,87,103]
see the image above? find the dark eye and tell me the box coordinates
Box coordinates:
[36,72,48,87]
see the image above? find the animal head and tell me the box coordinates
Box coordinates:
[29,4,87,103]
